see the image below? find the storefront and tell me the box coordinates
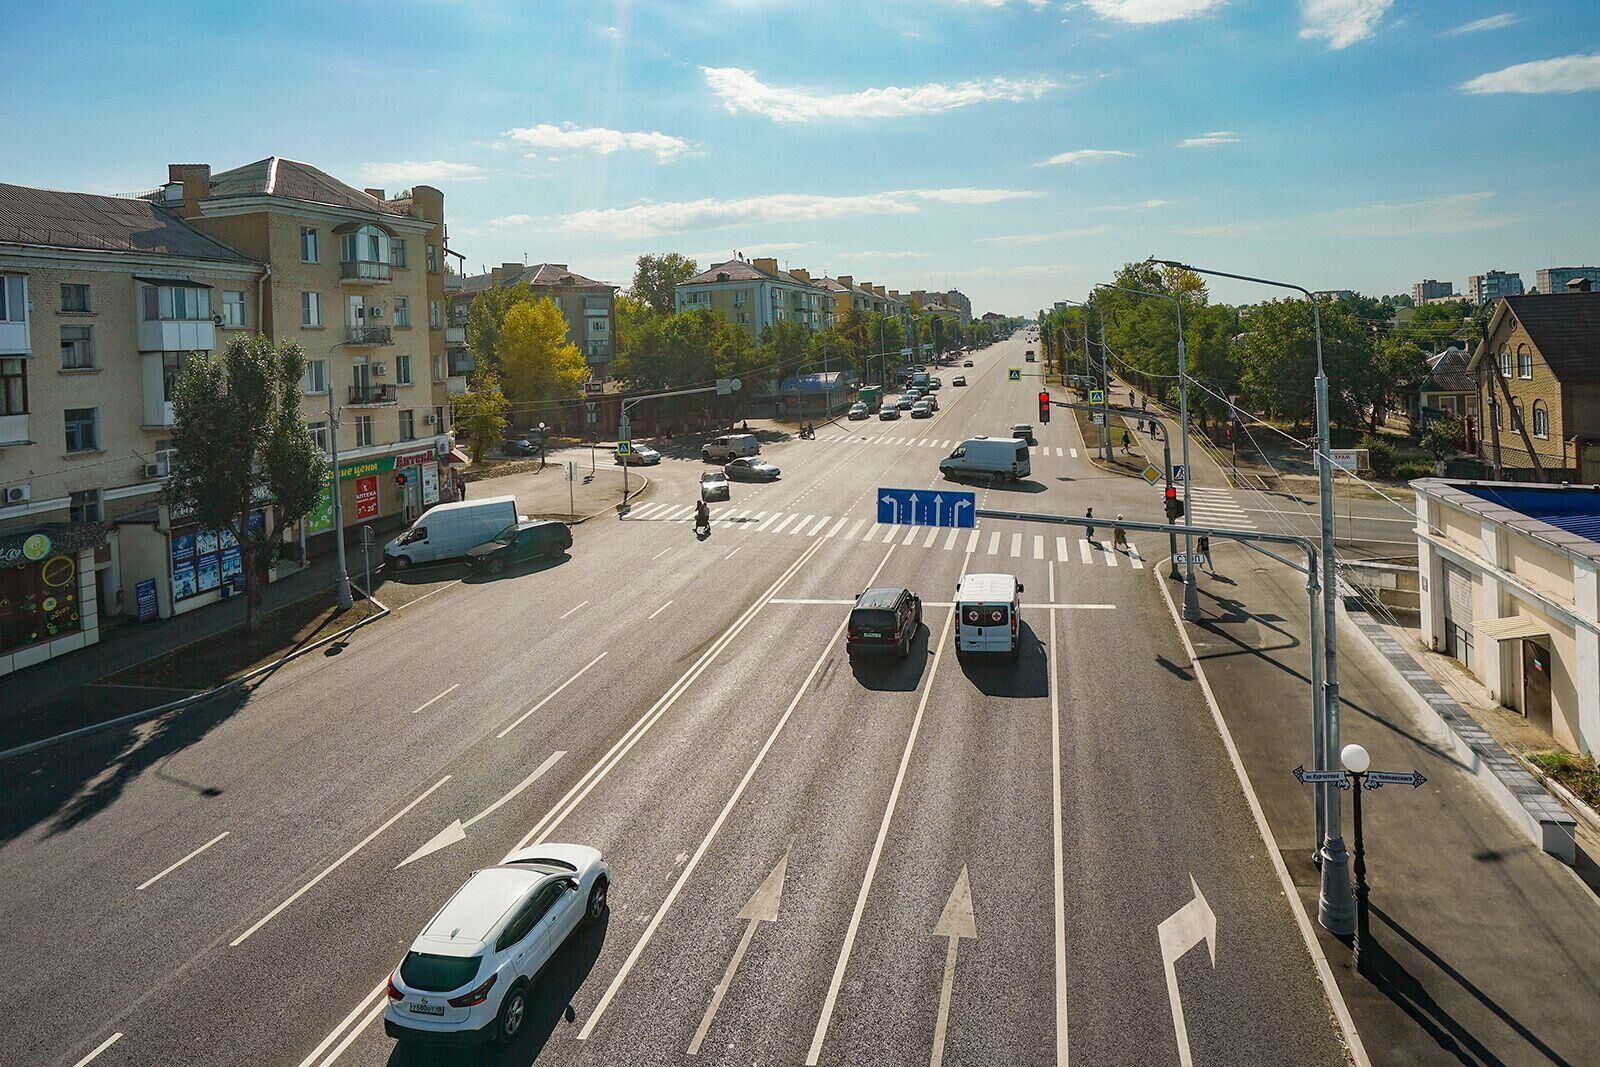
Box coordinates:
[0,523,106,677]
[115,505,282,622]
[302,437,452,551]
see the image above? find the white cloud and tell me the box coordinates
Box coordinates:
[1082,0,1225,25]
[1035,148,1133,166]
[909,187,1045,203]
[701,66,1060,122]
[1177,130,1240,148]
[833,250,935,259]
[1298,0,1393,50]
[484,213,534,229]
[1319,191,1517,235]
[359,160,484,184]
[978,225,1113,247]
[1460,54,1600,95]
[1443,13,1520,36]
[502,122,695,162]
[1088,199,1177,211]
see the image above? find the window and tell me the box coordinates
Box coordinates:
[1517,345,1533,379]
[1498,347,1512,378]
[161,352,187,401]
[434,404,446,432]
[1532,400,1548,439]
[394,354,412,385]
[308,420,330,454]
[154,438,175,477]
[1511,397,1525,432]
[170,514,256,601]
[390,239,408,268]
[432,354,445,382]
[340,226,388,265]
[0,358,27,414]
[303,358,326,395]
[64,407,98,452]
[0,275,26,321]
[60,326,94,369]
[399,409,415,441]
[222,290,246,328]
[734,289,748,306]
[426,244,439,273]
[588,339,605,356]
[60,283,90,312]
[393,296,410,328]
[301,291,322,327]
[301,227,319,263]
[589,317,607,334]
[355,414,374,447]
[69,489,102,524]
[429,300,441,330]
[142,285,211,321]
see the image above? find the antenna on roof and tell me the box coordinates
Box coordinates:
[524,252,528,265]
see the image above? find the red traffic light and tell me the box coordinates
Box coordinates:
[1038,391,1050,404]
[1165,485,1177,499]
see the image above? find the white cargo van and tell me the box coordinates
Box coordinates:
[384,496,518,569]
[954,573,1023,657]
[939,437,1031,483]
[702,433,760,463]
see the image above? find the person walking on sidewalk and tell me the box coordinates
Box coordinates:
[1084,507,1095,542]
[1197,534,1214,573]
[1113,514,1128,553]
[1121,429,1133,454]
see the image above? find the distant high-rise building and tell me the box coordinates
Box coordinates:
[1535,266,1600,295]
[1411,278,1454,303]
[1467,270,1524,303]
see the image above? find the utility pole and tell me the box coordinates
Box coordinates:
[326,374,352,611]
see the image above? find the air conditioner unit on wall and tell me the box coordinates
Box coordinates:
[423,413,436,425]
[141,463,163,479]
[3,485,30,504]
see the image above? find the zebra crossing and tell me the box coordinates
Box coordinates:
[622,499,1144,568]
[1185,485,1256,530]
[816,431,1079,459]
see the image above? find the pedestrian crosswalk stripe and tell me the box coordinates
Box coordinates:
[923,526,940,548]
[841,517,864,539]
[863,523,883,541]
[770,514,799,535]
[966,530,981,553]
[883,523,899,543]
[753,512,779,531]
[789,514,812,534]
[987,531,1002,555]
[722,508,750,528]
[810,515,836,536]
[1070,448,1079,459]
[1079,539,1093,564]
[1102,542,1118,567]
[902,525,920,546]
[1010,533,1023,557]
[629,502,663,519]
[1056,536,1069,562]
[1033,535,1044,560]
[1129,545,1144,569]
[944,528,961,551]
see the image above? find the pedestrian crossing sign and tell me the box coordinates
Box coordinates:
[1008,368,1021,381]
[1089,389,1105,404]
[1141,464,1162,485]
[617,440,631,455]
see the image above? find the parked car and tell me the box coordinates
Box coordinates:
[386,497,519,570]
[847,587,922,659]
[848,403,870,420]
[464,520,572,574]
[954,573,1023,659]
[910,400,932,419]
[963,360,973,367]
[614,442,660,466]
[700,470,730,502]
[1011,423,1037,446]
[725,457,781,482]
[384,844,609,1048]
[702,433,760,463]
[879,406,902,421]
[952,376,967,387]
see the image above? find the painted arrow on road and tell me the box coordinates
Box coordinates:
[930,866,978,1067]
[396,751,565,868]
[1158,875,1217,1067]
[688,853,788,1056]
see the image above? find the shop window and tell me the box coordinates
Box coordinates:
[170,512,261,601]
[0,549,82,652]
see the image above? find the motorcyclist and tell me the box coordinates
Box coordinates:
[695,498,711,534]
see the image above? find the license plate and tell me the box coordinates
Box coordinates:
[409,1001,445,1016]
[862,632,881,639]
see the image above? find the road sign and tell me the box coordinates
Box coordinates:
[900,347,914,356]
[1365,769,1427,789]
[1171,553,1192,565]
[617,441,631,455]
[1171,464,1186,482]
[1090,413,1104,425]
[1008,368,1021,381]
[877,487,976,528]
[585,380,604,395]
[1292,765,1351,787]
[1089,389,1105,404]
[1141,464,1163,485]
[716,377,743,395]
[1330,447,1368,472]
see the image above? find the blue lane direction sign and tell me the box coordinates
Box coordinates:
[1292,765,1351,788]
[1365,769,1427,789]
[878,487,976,528]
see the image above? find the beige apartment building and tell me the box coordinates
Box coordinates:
[452,262,618,380]
[675,257,834,340]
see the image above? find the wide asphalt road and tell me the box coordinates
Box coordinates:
[0,331,1353,1067]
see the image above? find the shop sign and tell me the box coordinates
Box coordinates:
[338,455,397,481]
[396,449,434,469]
[306,485,336,535]
[135,579,159,622]
[0,523,108,571]
[355,476,379,520]
[421,463,440,505]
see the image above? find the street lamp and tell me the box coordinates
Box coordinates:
[323,336,364,612]
[1340,742,1372,974]
[538,421,547,471]
[1154,257,1354,938]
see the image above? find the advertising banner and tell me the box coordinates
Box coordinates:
[355,475,379,521]
[421,462,440,506]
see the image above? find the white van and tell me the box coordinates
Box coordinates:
[384,496,518,569]
[940,437,1031,483]
[955,573,1024,657]
[703,433,760,463]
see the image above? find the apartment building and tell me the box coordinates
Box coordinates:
[1536,266,1600,295]
[1468,269,1525,303]
[1411,278,1454,303]
[675,257,834,340]
[911,289,973,324]
[453,262,618,379]
[816,275,911,335]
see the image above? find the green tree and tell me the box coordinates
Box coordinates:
[464,281,532,376]
[631,253,699,315]
[450,372,511,463]
[1362,336,1429,430]
[166,335,327,633]
[1235,297,1369,433]
[498,297,589,409]
[1421,414,1464,462]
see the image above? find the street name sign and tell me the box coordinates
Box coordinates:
[1141,464,1162,485]
[1008,368,1022,381]
[1171,553,1191,565]
[1365,769,1427,789]
[1089,389,1105,404]
[1292,765,1351,787]
[877,487,976,528]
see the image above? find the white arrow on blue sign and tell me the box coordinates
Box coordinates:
[878,487,976,528]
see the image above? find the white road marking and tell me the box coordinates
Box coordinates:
[73,1033,122,1067]
[769,598,856,605]
[843,518,865,540]
[1078,539,1093,565]
[496,652,608,738]
[582,543,898,1042]
[1056,447,1064,457]
[966,530,981,553]
[392,578,463,612]
[296,982,386,1067]
[1159,875,1218,1067]
[864,523,883,542]
[1129,545,1145,569]
[648,600,673,620]
[883,524,900,543]
[786,514,812,534]
[398,752,566,868]
[1102,543,1118,567]
[410,684,459,715]
[930,866,978,1067]
[652,547,674,560]
[688,854,789,1056]
[1056,536,1069,562]
[230,776,451,946]
[808,515,834,536]
[1047,567,1070,1066]
[987,531,1002,555]
[137,831,230,891]
[902,525,920,546]
[1034,535,1045,560]
[560,600,589,619]
[1010,533,1023,557]
[924,526,940,548]
[722,546,742,560]
[944,528,961,551]
[720,509,750,528]
[755,512,784,532]
[629,502,668,519]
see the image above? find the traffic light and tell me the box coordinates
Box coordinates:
[1038,391,1051,423]
[1164,484,1185,522]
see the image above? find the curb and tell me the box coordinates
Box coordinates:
[1526,764,1600,838]
[606,471,654,523]
[0,592,390,763]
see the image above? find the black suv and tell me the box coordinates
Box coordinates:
[847,587,923,659]
[465,520,572,574]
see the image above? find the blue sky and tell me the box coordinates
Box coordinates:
[9,0,1600,314]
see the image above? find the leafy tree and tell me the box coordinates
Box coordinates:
[1361,336,1429,430]
[464,281,532,376]
[631,253,699,315]
[498,297,589,409]
[450,372,511,463]
[613,309,755,396]
[1421,414,1464,461]
[1235,297,1369,433]
[167,335,327,633]
[758,320,811,377]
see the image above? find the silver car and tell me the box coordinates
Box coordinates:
[725,457,781,482]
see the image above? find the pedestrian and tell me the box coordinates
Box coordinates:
[1141,397,1148,412]
[1129,390,1135,407]
[1197,535,1214,573]
[1084,507,1095,542]
[1121,429,1132,454]
[1113,514,1128,553]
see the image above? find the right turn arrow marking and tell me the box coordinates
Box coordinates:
[1158,875,1218,1067]
[930,866,978,1067]
[688,853,789,1056]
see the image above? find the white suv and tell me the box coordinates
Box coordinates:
[384,844,610,1049]
[702,433,760,463]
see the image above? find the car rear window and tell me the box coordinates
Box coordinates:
[1014,444,1028,461]
[400,951,482,992]
[852,609,897,630]
[961,603,1010,626]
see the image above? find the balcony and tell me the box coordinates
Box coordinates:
[0,319,28,355]
[445,325,467,347]
[345,325,392,347]
[137,318,215,353]
[340,259,391,284]
[448,375,468,396]
[0,413,28,446]
[348,384,397,406]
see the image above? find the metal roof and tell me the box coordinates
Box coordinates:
[0,182,254,262]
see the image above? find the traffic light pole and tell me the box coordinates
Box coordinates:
[618,379,742,506]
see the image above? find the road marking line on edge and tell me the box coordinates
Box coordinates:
[410,684,459,715]
[1048,566,1069,1065]
[297,982,386,1067]
[230,776,451,947]
[72,1032,122,1066]
[1155,565,1369,1067]
[579,542,900,1042]
[806,550,972,1065]
[560,600,589,620]
[137,831,230,891]
[497,653,608,739]
[648,600,673,620]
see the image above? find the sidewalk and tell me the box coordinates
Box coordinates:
[1174,551,1600,1064]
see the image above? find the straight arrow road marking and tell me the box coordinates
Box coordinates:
[688,854,789,1056]
[497,652,608,739]
[1158,875,1218,1067]
[398,751,565,868]
[930,866,978,1067]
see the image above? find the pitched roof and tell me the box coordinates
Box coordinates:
[458,262,615,293]
[1421,347,1474,394]
[0,182,254,262]
[208,157,387,213]
[684,259,830,292]
[1503,292,1600,379]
